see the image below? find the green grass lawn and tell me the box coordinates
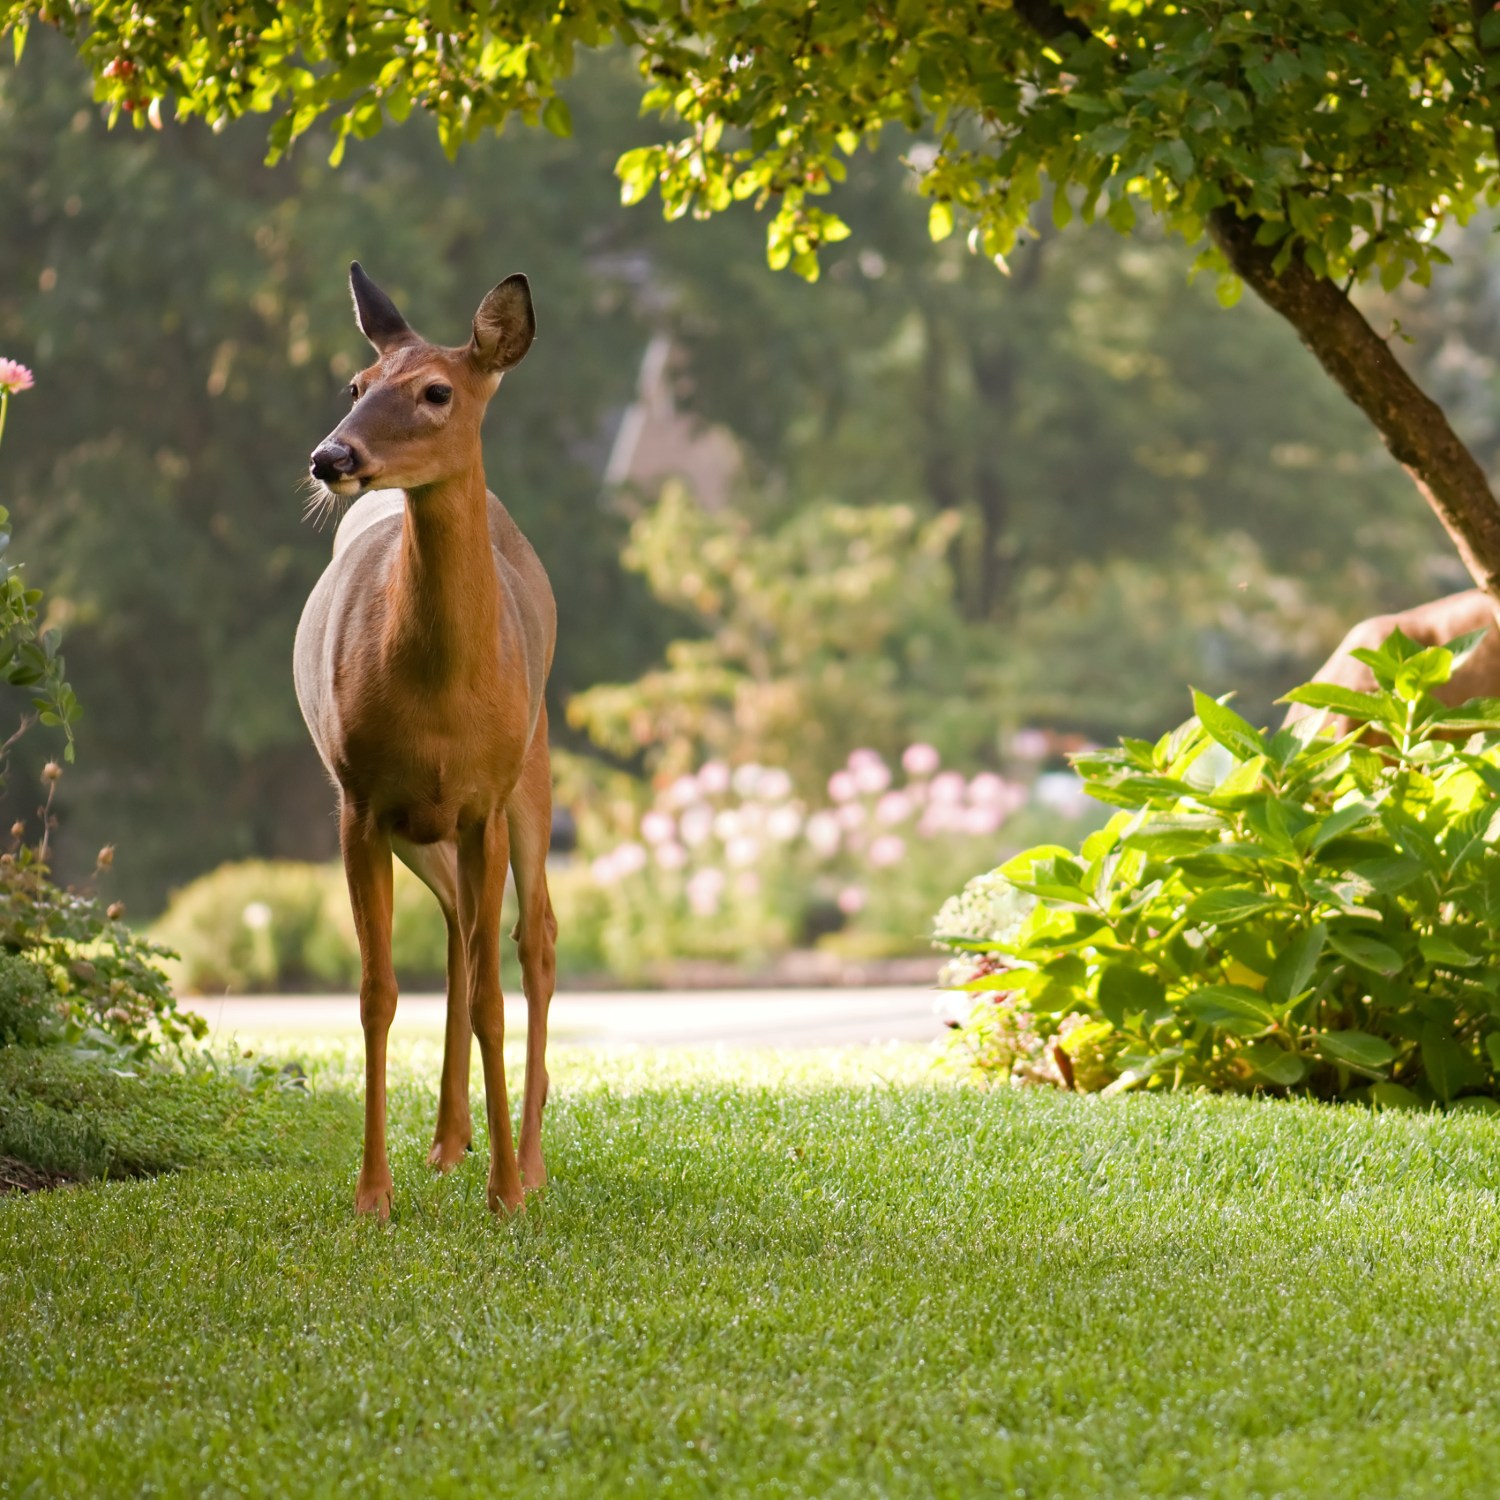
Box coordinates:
[4,1040,1500,1497]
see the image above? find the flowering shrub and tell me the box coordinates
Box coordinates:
[580,742,1102,980]
[936,628,1500,1109]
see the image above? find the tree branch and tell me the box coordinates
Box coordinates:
[1209,205,1500,596]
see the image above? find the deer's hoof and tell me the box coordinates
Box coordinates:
[428,1135,471,1173]
[519,1151,547,1192]
[486,1177,525,1216]
[354,1176,393,1220]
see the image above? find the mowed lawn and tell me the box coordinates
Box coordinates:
[5,1041,1500,1498]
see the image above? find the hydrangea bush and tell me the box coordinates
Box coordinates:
[583,741,1101,980]
[937,628,1500,1109]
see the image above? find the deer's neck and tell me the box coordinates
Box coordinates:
[383,462,498,683]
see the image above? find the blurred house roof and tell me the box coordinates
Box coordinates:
[603,334,742,510]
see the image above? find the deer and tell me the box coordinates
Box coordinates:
[1283,588,1500,737]
[294,263,557,1218]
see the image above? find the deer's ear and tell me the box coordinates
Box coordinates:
[349,262,412,352]
[469,274,535,375]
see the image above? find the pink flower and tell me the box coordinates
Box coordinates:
[686,866,725,916]
[968,772,1007,806]
[836,885,867,916]
[640,810,676,845]
[766,805,802,841]
[847,748,883,772]
[0,359,34,395]
[679,804,714,847]
[828,769,857,802]
[875,790,913,825]
[697,760,731,795]
[962,805,1002,837]
[665,775,700,808]
[732,762,766,798]
[805,810,841,856]
[902,743,941,777]
[1010,728,1050,762]
[725,835,761,868]
[851,754,891,795]
[837,802,867,830]
[930,771,966,806]
[868,834,906,868]
[757,767,793,802]
[655,841,688,871]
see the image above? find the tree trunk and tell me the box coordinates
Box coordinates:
[1012,0,1500,602]
[1208,207,1500,598]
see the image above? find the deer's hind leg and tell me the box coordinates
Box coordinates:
[394,836,472,1171]
[508,715,558,1192]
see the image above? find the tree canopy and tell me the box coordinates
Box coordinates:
[9,1,1500,597]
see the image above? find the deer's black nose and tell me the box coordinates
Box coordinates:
[310,439,359,482]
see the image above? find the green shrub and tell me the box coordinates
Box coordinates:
[936,627,1500,1108]
[0,1045,354,1183]
[0,953,60,1048]
[0,843,199,1052]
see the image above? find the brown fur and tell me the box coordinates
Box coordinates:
[294,265,557,1216]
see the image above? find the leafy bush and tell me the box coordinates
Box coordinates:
[152,857,600,993]
[937,628,1500,1108]
[0,838,199,1052]
[579,744,1104,981]
[0,952,59,1047]
[0,1045,353,1185]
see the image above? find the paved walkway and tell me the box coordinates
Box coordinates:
[186,986,948,1049]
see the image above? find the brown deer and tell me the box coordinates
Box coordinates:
[294,263,557,1217]
[1284,588,1500,736]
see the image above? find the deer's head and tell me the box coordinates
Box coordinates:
[309,262,534,498]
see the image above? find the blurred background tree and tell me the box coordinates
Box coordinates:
[0,32,1465,913]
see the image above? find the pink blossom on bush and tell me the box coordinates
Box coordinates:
[698,760,731,795]
[868,834,906,868]
[967,772,1007,805]
[836,885,867,915]
[679,804,713,847]
[591,842,648,885]
[655,841,688,871]
[732,762,766,798]
[851,755,891,795]
[1010,728,1050,762]
[665,775,701,808]
[930,771,966,806]
[766,805,802,841]
[725,835,761,868]
[837,802,867,830]
[902,742,941,777]
[962,805,1002,837]
[640,810,676,845]
[757,767,793,801]
[713,808,743,841]
[686,866,725,916]
[875,790,912,825]
[805,810,841,856]
[828,769,857,802]
[0,359,34,395]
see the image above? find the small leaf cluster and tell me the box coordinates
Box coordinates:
[0,506,78,760]
[0,841,201,1055]
[939,628,1500,1109]
[9,3,1496,292]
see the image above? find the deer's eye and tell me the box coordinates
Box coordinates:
[424,383,453,406]
[348,384,359,404]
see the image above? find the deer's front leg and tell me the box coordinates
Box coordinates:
[457,811,523,1214]
[342,799,398,1219]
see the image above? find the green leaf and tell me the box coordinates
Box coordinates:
[1096,965,1167,1030]
[1242,1042,1306,1086]
[1265,922,1326,1006]
[1277,683,1388,722]
[1420,934,1479,969]
[1325,927,1404,976]
[1182,888,1282,927]
[1191,689,1266,761]
[928,201,955,242]
[1315,1031,1396,1073]
[1421,1023,1485,1103]
[1367,1082,1425,1111]
[1182,984,1277,1035]
[541,96,573,138]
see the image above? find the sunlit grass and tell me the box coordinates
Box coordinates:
[4,1040,1500,1496]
